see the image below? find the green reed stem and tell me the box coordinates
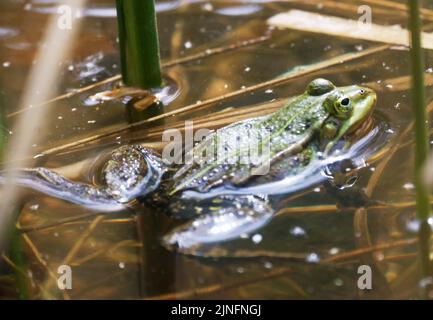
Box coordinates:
[116,0,163,89]
[0,90,5,161]
[407,0,432,279]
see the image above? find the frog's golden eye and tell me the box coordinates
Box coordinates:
[334,97,353,119]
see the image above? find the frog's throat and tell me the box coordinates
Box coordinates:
[324,116,374,155]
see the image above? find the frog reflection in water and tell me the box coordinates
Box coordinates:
[4,79,377,252]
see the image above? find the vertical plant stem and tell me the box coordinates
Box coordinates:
[407,0,432,279]
[0,81,5,161]
[116,0,163,89]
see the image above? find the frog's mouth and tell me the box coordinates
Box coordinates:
[347,114,375,141]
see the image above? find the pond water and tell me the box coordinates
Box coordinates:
[0,0,433,299]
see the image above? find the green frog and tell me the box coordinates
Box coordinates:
[2,79,377,252]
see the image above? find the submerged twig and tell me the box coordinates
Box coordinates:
[62,215,104,265]
[146,267,307,300]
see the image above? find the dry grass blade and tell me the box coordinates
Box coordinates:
[146,234,424,300]
[146,267,307,300]
[62,215,104,265]
[6,35,271,119]
[38,45,389,158]
[20,233,67,299]
[71,239,141,266]
[322,238,418,264]
[268,10,433,49]
[362,0,433,20]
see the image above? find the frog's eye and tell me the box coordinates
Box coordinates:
[307,78,335,96]
[333,96,353,119]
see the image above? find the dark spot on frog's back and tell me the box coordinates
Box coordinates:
[307,78,336,96]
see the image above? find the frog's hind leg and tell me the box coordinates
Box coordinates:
[0,145,167,212]
[163,195,274,252]
[0,167,125,211]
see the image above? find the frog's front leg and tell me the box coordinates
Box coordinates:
[163,195,274,252]
[0,145,167,211]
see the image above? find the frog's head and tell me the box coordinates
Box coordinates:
[307,79,377,154]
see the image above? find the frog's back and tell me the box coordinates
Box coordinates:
[169,91,331,195]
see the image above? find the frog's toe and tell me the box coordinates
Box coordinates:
[162,195,273,253]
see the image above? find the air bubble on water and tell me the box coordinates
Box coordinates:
[2,61,11,68]
[264,261,273,269]
[406,218,420,232]
[54,232,59,237]
[329,247,340,255]
[394,102,401,109]
[87,120,96,124]
[418,277,433,298]
[119,262,125,269]
[313,187,321,193]
[184,41,192,49]
[306,253,320,263]
[252,234,263,244]
[24,3,32,10]
[58,116,63,120]
[265,89,273,94]
[385,128,394,134]
[224,84,228,89]
[29,204,39,211]
[244,66,251,72]
[373,252,385,261]
[427,67,433,73]
[403,182,414,190]
[290,226,306,237]
[240,233,249,239]
[385,84,393,89]
[355,44,364,51]
[236,267,245,274]
[241,85,246,89]
[334,278,344,287]
[202,3,214,11]
[68,65,74,71]
[71,107,77,112]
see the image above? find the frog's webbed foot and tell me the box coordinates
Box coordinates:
[162,195,274,253]
[0,145,167,211]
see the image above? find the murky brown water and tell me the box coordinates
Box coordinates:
[1,0,433,299]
